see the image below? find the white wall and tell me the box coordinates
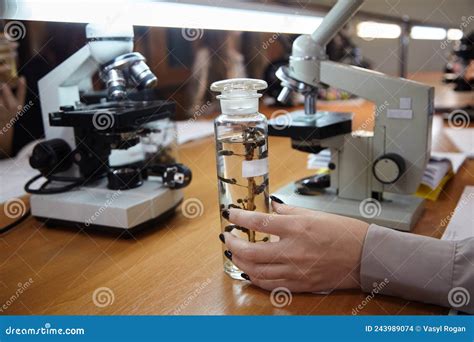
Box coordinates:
[309,0,474,75]
[353,29,456,76]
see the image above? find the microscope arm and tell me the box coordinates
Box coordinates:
[320,60,434,195]
[311,0,364,47]
[38,45,97,147]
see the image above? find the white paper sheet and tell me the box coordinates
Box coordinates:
[430,152,467,173]
[176,120,214,145]
[0,140,44,203]
[444,128,474,158]
[442,186,474,241]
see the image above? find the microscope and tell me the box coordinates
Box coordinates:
[26,22,191,233]
[269,0,434,231]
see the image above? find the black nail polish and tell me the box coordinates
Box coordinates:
[224,250,232,260]
[270,195,284,204]
[219,233,225,244]
[241,273,250,281]
[221,209,230,220]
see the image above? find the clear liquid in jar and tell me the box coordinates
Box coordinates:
[216,125,270,280]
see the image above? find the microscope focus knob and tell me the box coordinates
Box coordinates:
[372,153,405,184]
[29,139,73,176]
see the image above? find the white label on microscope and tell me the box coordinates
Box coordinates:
[387,109,413,119]
[242,158,268,178]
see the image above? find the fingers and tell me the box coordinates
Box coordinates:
[15,77,27,106]
[0,65,11,74]
[0,82,17,110]
[224,232,286,263]
[227,208,298,237]
[231,255,294,280]
[271,200,313,216]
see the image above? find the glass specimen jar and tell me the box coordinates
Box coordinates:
[211,78,270,280]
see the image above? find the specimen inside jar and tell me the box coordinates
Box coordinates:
[217,126,269,243]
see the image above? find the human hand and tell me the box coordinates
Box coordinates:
[221,197,369,293]
[466,60,474,82]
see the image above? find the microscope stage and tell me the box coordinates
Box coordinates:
[273,182,424,231]
[30,178,183,232]
[268,110,352,140]
[268,110,352,153]
[49,100,175,132]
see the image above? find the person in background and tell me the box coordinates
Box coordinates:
[186,30,266,116]
[0,37,26,158]
[219,198,473,314]
[444,31,474,91]
[326,24,371,69]
[0,21,85,158]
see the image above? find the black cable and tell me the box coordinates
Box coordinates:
[24,173,84,195]
[24,172,106,195]
[47,174,86,182]
[0,209,31,235]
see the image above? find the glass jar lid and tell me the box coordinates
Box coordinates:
[210,78,267,99]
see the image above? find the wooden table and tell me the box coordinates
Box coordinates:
[1,100,472,315]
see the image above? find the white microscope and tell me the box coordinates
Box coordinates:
[26,22,191,234]
[269,0,434,231]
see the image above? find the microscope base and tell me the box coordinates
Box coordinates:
[273,183,425,231]
[30,178,183,233]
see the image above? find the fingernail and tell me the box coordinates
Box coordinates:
[270,195,284,204]
[241,273,250,281]
[224,250,232,261]
[219,233,225,243]
[221,209,230,220]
